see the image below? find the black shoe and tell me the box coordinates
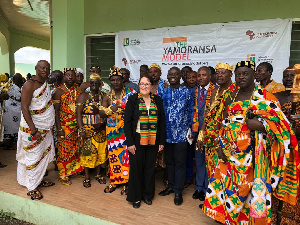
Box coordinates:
[174,193,183,206]
[192,190,205,201]
[199,203,203,209]
[143,198,152,205]
[158,187,174,196]
[133,201,141,208]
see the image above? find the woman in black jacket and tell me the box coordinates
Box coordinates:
[124,74,165,208]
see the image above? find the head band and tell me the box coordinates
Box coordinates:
[89,73,102,82]
[90,66,101,71]
[215,62,233,72]
[234,61,256,71]
[149,63,161,71]
[109,66,123,79]
[76,68,84,75]
[63,68,77,75]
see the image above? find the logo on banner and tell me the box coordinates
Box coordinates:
[122,58,141,66]
[162,36,216,61]
[247,54,256,62]
[123,38,140,46]
[246,30,278,40]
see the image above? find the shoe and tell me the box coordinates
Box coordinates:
[199,203,203,209]
[158,187,174,196]
[174,193,183,205]
[192,190,205,201]
[143,198,152,205]
[133,201,141,208]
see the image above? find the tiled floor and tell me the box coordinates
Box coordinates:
[0,148,218,225]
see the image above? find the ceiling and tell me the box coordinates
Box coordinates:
[0,0,50,37]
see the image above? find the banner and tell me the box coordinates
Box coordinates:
[115,19,292,84]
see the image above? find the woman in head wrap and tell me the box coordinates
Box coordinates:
[76,74,108,188]
[76,68,84,87]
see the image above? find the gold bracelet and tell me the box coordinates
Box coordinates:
[75,102,84,107]
[197,130,204,142]
[53,100,60,104]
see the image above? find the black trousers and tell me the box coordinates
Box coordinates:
[126,133,158,202]
[165,142,187,194]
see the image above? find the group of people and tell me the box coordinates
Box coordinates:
[3,58,300,224]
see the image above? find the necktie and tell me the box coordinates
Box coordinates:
[199,88,205,107]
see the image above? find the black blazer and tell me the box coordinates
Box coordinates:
[124,93,166,147]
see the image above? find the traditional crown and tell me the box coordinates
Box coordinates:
[0,74,8,82]
[234,61,256,71]
[109,66,123,78]
[215,62,233,72]
[63,68,77,75]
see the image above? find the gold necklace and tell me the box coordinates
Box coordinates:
[110,87,126,103]
[64,83,76,113]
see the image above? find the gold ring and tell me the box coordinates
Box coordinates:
[60,136,64,138]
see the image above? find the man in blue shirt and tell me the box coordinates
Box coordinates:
[158,67,193,206]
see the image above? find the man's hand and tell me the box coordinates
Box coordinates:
[128,145,136,155]
[217,147,228,164]
[197,140,204,152]
[246,117,266,132]
[79,131,86,140]
[33,131,42,141]
[57,129,65,138]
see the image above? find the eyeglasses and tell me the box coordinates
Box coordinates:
[139,83,151,87]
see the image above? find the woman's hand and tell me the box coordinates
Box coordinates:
[128,145,136,155]
[158,145,164,152]
[246,117,266,132]
[217,147,228,164]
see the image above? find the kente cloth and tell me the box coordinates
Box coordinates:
[265,80,285,94]
[57,84,83,177]
[79,92,107,168]
[160,85,193,143]
[192,82,215,134]
[203,83,239,178]
[271,101,300,225]
[3,84,21,139]
[106,86,135,184]
[16,82,55,191]
[138,93,158,145]
[203,86,300,225]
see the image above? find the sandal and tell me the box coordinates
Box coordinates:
[120,185,128,195]
[38,180,55,187]
[95,175,106,184]
[59,177,72,185]
[104,184,117,193]
[83,179,91,188]
[27,190,43,201]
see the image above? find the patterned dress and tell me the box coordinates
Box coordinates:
[79,92,107,168]
[106,86,135,185]
[203,83,239,178]
[57,84,83,177]
[271,101,300,225]
[203,86,299,225]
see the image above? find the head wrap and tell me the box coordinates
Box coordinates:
[215,62,234,72]
[90,66,101,71]
[149,63,161,71]
[63,68,77,75]
[89,73,102,82]
[109,66,123,79]
[76,68,84,75]
[234,61,256,71]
